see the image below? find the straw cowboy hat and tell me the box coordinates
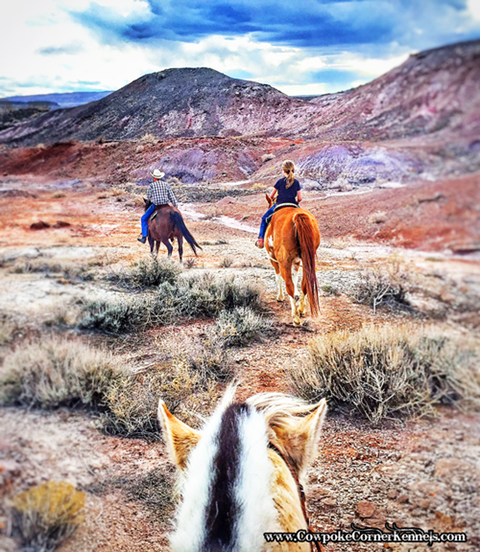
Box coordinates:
[151,169,165,179]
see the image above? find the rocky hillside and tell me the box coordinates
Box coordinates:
[0,68,313,147]
[292,39,480,143]
[1,40,479,149]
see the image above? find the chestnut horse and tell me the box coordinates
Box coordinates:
[264,196,321,325]
[145,199,201,262]
[158,387,327,552]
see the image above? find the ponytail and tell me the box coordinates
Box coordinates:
[282,160,295,188]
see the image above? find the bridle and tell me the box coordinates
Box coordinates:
[268,441,324,552]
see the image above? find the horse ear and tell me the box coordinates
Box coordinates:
[266,193,273,207]
[273,398,327,478]
[143,197,148,205]
[295,398,327,468]
[158,400,201,470]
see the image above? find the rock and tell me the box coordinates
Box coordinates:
[52,220,71,228]
[30,220,51,230]
[0,460,20,488]
[434,458,471,478]
[356,500,377,518]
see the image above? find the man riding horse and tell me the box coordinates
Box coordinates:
[137,168,200,262]
[137,168,179,244]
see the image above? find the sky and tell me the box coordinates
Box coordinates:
[1,0,480,98]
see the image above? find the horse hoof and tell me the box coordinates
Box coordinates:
[294,295,300,302]
[277,296,284,302]
[293,317,301,326]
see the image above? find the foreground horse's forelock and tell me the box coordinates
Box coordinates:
[158,389,327,552]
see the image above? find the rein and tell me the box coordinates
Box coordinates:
[268,441,324,552]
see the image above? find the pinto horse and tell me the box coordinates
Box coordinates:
[158,387,327,552]
[264,196,321,325]
[145,199,201,262]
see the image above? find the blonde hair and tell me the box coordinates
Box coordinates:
[282,160,295,188]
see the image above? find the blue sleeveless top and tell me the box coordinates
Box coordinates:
[274,177,301,205]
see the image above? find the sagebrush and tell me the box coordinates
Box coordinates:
[78,273,263,335]
[291,324,480,424]
[0,336,126,408]
[11,481,85,552]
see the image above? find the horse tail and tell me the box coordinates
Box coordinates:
[294,213,320,316]
[170,211,202,256]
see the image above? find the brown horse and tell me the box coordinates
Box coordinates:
[264,196,320,325]
[145,200,201,262]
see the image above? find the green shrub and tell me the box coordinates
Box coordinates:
[291,324,480,424]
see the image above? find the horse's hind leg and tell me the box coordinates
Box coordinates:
[293,261,307,315]
[280,262,300,326]
[162,239,173,257]
[177,235,184,263]
[271,261,284,301]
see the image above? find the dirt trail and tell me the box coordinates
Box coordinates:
[1,177,479,551]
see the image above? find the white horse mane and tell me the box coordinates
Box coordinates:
[160,387,327,552]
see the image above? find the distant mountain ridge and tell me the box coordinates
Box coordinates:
[1,91,112,109]
[0,40,479,148]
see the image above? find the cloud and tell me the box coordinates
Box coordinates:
[1,0,479,97]
[67,0,480,53]
[38,43,84,55]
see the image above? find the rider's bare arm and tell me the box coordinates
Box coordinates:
[270,188,278,201]
[297,190,302,202]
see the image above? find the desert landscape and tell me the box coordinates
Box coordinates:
[0,38,480,552]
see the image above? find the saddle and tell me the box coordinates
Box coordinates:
[266,202,299,226]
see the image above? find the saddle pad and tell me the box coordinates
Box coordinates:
[266,203,299,225]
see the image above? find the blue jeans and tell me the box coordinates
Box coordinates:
[141,204,155,237]
[259,205,276,239]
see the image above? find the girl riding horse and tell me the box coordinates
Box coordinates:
[256,160,302,249]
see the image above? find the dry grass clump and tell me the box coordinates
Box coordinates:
[0,312,16,345]
[104,340,229,437]
[351,261,411,312]
[108,257,181,290]
[219,256,233,268]
[111,466,176,521]
[215,307,272,347]
[78,273,263,335]
[368,211,387,224]
[9,258,92,281]
[291,324,480,424]
[10,481,85,552]
[0,336,126,408]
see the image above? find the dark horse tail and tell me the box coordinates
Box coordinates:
[294,213,320,316]
[170,211,202,256]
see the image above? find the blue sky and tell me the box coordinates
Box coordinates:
[1,0,479,98]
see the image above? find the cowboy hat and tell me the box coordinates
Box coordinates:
[151,169,165,179]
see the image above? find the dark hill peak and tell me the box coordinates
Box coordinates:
[0,67,306,146]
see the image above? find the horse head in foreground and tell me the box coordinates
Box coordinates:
[158,388,327,551]
[264,195,321,325]
[144,198,201,262]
